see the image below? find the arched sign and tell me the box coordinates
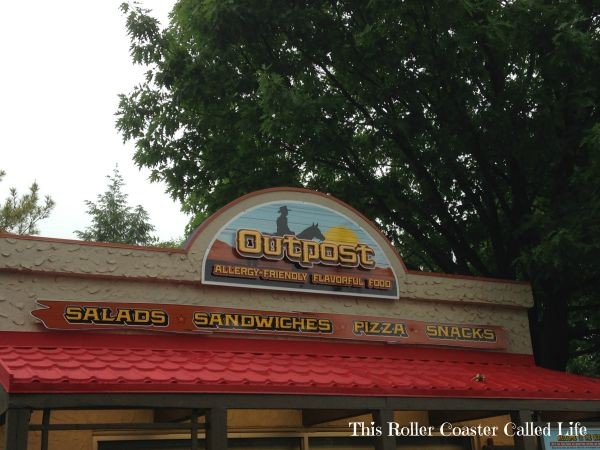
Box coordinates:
[202,199,399,299]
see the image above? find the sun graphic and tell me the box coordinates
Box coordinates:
[323,226,360,244]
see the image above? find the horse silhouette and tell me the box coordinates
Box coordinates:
[275,206,325,241]
[297,223,325,241]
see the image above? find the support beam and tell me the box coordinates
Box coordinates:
[302,409,370,427]
[7,393,600,412]
[373,409,395,450]
[154,408,195,423]
[41,409,50,450]
[510,410,538,450]
[191,409,200,450]
[29,422,204,431]
[540,411,599,422]
[4,408,30,450]
[428,410,506,427]
[206,407,227,450]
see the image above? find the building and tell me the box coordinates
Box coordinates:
[0,188,599,450]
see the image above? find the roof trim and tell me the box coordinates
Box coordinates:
[0,332,597,400]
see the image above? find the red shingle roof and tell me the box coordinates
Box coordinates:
[0,332,599,399]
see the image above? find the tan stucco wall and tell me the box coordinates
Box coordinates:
[0,233,533,305]
[0,271,532,353]
[0,188,533,308]
[0,188,534,354]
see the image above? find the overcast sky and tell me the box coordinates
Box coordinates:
[0,1,189,242]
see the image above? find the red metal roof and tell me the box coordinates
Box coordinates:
[0,332,599,400]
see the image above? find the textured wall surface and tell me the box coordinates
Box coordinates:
[0,236,532,307]
[0,189,534,355]
[0,268,532,354]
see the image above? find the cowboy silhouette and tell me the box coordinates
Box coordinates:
[276,205,325,241]
[276,206,294,236]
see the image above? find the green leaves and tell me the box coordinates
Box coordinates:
[75,167,158,246]
[117,0,600,373]
[0,170,55,235]
[121,1,163,65]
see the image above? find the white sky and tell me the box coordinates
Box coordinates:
[0,0,189,242]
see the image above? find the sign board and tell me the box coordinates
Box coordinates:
[202,200,399,298]
[31,300,507,349]
[542,426,600,449]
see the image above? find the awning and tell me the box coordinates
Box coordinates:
[0,331,599,400]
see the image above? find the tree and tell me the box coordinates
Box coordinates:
[76,167,158,245]
[117,1,600,373]
[0,169,55,235]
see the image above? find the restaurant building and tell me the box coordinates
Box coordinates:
[0,188,598,450]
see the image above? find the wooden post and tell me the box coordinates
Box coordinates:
[206,407,227,450]
[373,409,395,450]
[3,408,30,450]
[510,410,538,450]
